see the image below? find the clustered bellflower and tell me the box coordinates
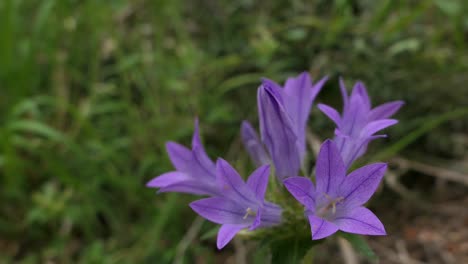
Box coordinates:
[284,140,387,239]
[147,72,402,250]
[146,119,219,196]
[318,80,403,168]
[190,159,282,249]
[242,72,327,180]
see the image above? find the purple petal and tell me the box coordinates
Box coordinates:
[339,163,387,208]
[261,78,285,102]
[158,180,219,196]
[307,213,339,240]
[249,209,262,230]
[191,118,202,149]
[216,158,257,204]
[217,224,246,250]
[315,140,346,196]
[339,77,349,107]
[369,101,404,120]
[340,94,369,136]
[166,142,191,172]
[341,135,387,169]
[318,104,341,126]
[334,207,386,236]
[361,119,398,137]
[334,129,350,138]
[283,177,316,210]
[261,203,283,227]
[190,145,216,181]
[190,197,249,225]
[241,121,270,166]
[258,84,300,180]
[246,165,270,201]
[283,73,327,161]
[146,171,189,188]
[351,82,371,111]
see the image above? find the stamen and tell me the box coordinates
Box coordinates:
[243,207,256,219]
[318,194,344,217]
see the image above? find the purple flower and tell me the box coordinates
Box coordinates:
[241,72,327,179]
[284,140,387,240]
[190,158,282,249]
[146,120,219,196]
[318,80,403,169]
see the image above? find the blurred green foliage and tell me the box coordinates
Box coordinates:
[0,0,467,263]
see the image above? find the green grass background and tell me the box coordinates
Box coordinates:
[0,0,467,263]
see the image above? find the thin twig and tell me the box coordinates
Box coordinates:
[384,170,433,211]
[338,237,358,264]
[391,157,468,186]
[174,216,204,264]
[233,237,247,264]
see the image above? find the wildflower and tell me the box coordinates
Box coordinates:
[242,72,327,179]
[146,120,219,196]
[284,140,387,240]
[318,80,403,169]
[190,159,282,249]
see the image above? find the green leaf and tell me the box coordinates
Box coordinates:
[8,120,67,143]
[339,233,377,261]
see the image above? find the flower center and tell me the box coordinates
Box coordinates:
[243,207,256,219]
[317,194,344,219]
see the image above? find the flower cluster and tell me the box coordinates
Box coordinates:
[147,72,402,249]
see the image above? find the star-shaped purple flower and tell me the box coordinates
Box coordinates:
[241,72,327,179]
[284,139,387,240]
[190,159,282,249]
[146,120,219,196]
[318,80,403,169]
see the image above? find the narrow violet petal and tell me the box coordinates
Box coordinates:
[318,104,342,126]
[249,209,262,231]
[339,77,349,108]
[166,142,191,172]
[146,171,190,188]
[283,73,327,162]
[216,158,257,204]
[361,119,398,137]
[191,118,202,149]
[351,82,371,111]
[342,135,387,169]
[217,224,246,250]
[369,101,404,120]
[241,121,270,166]
[282,72,313,157]
[258,84,300,179]
[334,207,386,236]
[190,145,217,181]
[190,197,249,225]
[261,202,283,227]
[188,119,217,180]
[315,140,346,196]
[311,76,329,102]
[283,73,322,131]
[334,129,349,138]
[341,93,369,137]
[283,177,316,210]
[307,212,339,240]
[158,180,219,196]
[339,163,387,208]
[246,165,270,201]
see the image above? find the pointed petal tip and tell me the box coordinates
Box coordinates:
[241,120,251,127]
[318,104,341,125]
